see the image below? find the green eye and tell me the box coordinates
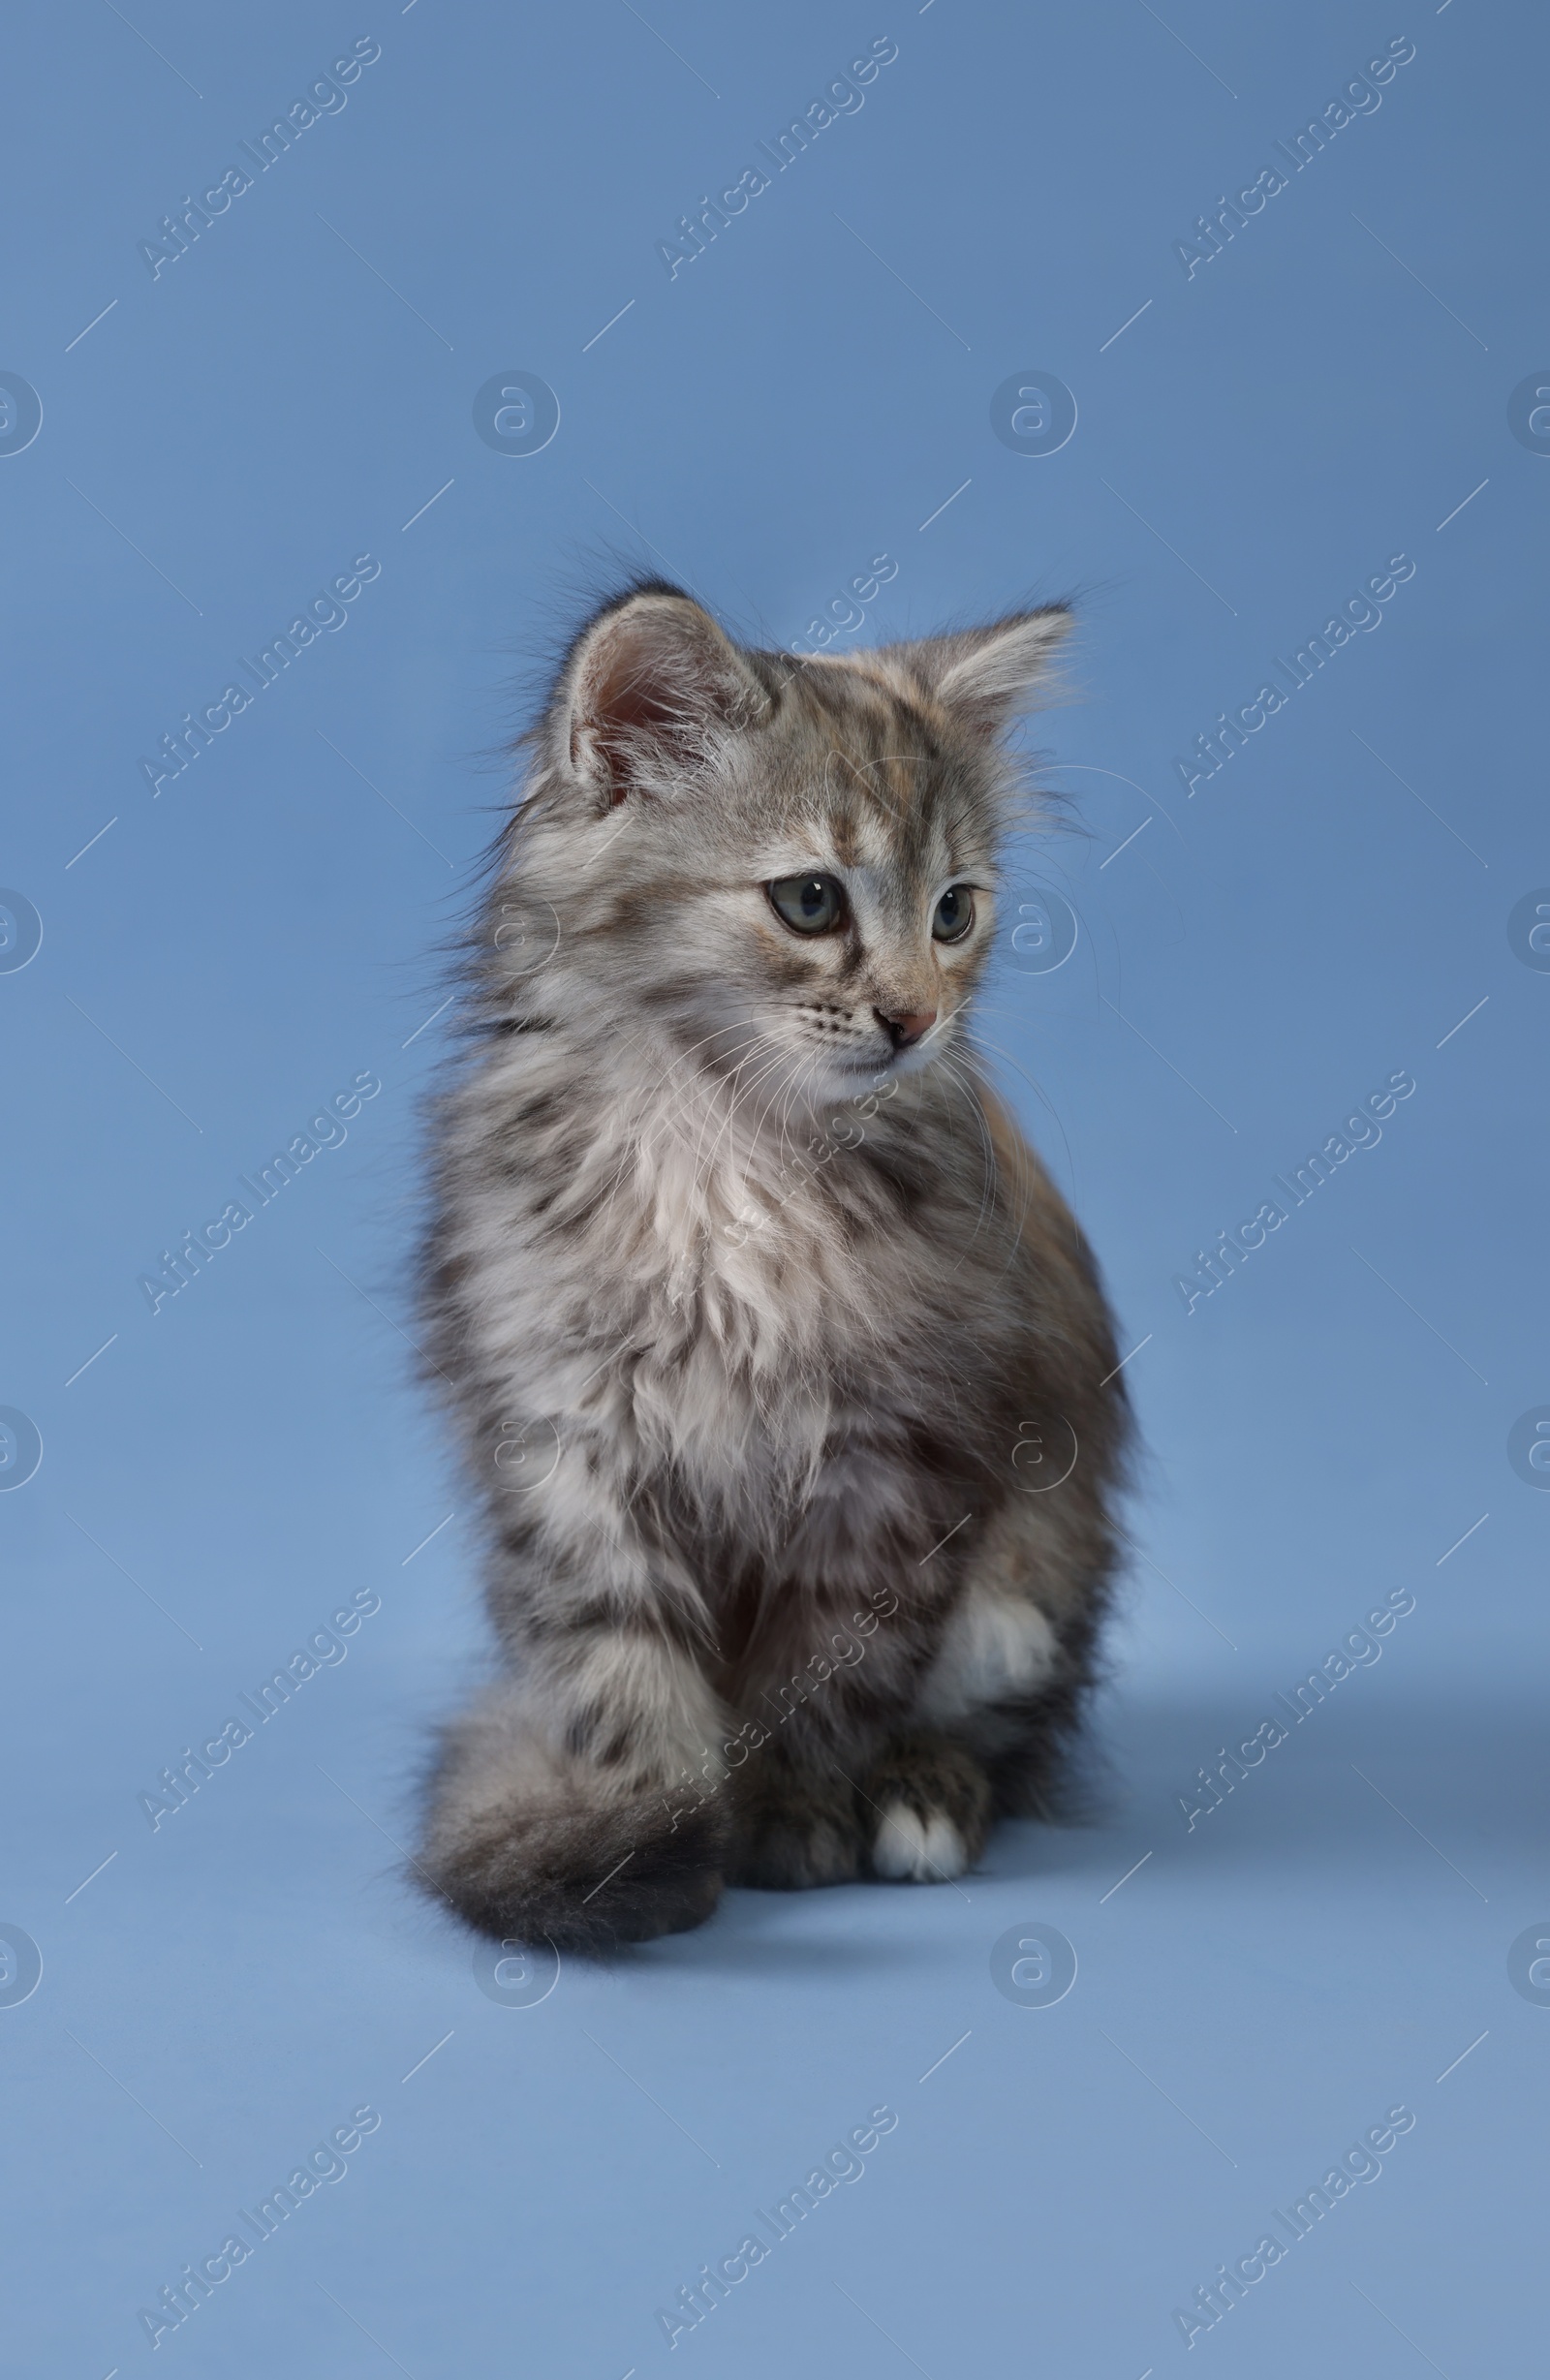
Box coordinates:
[769,874,846,934]
[932,885,975,943]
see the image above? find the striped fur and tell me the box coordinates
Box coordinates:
[417,583,1131,1951]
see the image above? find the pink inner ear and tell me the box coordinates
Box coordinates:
[578,643,686,805]
[569,595,768,806]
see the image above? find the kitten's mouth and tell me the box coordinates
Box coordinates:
[831,1036,938,1088]
[879,1042,938,1076]
[880,1022,948,1068]
[832,1040,897,1075]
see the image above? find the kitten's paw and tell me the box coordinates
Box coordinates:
[871,1803,970,1882]
[862,1733,992,1885]
[730,1775,864,1890]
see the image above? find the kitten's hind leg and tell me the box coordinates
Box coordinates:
[418,1682,727,1953]
[860,1731,992,1883]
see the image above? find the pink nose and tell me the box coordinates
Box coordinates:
[878,1008,937,1050]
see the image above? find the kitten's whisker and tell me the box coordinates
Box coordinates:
[639,1016,772,1171]
[948,1052,1041,1294]
[662,1027,766,1152]
[690,1035,788,1197]
[962,1020,1079,1205]
[934,1057,1000,1251]
[683,1033,799,1217]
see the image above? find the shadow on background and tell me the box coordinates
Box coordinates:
[985,1685,1541,1879]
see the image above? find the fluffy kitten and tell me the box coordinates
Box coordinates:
[418,581,1130,1951]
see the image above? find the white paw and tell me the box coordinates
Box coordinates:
[915,1592,1058,1726]
[872,1802,968,1882]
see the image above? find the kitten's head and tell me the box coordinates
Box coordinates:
[497,581,1070,1107]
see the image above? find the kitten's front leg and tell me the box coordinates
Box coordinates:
[861,1731,993,1882]
[858,1494,1108,1879]
[724,1594,923,1891]
[729,1735,870,1889]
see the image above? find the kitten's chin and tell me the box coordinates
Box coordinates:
[814,1044,920,1100]
[883,1036,947,1080]
[757,1032,950,1112]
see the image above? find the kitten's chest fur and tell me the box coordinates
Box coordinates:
[439,1048,1038,1549]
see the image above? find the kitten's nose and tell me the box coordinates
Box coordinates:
[877,1006,938,1050]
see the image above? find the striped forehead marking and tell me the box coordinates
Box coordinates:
[840,752,944,874]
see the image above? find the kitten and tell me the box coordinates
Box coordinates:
[418,581,1131,1951]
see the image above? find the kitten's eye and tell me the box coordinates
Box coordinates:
[931,885,975,943]
[768,874,846,935]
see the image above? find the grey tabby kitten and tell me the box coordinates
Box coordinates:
[418,581,1130,1951]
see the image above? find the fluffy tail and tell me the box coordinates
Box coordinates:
[418,1686,727,1954]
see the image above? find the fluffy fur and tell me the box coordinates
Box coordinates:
[417,581,1131,1951]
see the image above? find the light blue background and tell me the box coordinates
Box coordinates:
[3,2,1544,2372]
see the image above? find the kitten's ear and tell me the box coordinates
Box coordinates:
[561,586,770,807]
[910,605,1073,739]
